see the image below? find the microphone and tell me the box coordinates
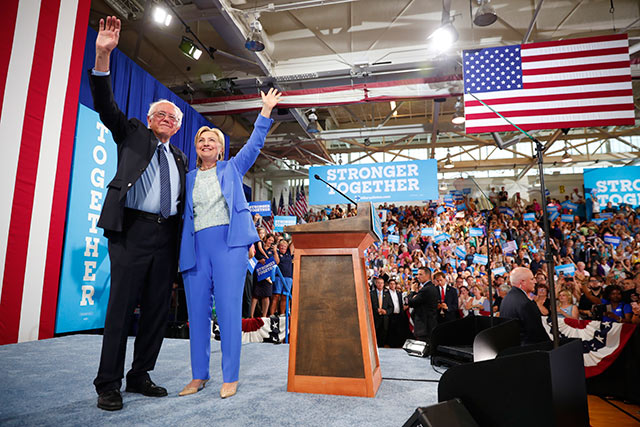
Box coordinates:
[314,174,357,205]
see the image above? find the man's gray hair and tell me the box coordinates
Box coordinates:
[499,284,511,293]
[147,99,183,126]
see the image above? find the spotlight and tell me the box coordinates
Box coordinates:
[473,0,497,27]
[364,138,371,146]
[451,97,465,124]
[443,151,455,169]
[245,18,265,52]
[561,151,573,163]
[429,22,458,52]
[306,109,319,134]
[179,36,202,60]
[153,6,172,26]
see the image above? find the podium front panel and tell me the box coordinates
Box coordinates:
[295,254,365,378]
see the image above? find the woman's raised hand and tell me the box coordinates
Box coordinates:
[259,88,282,118]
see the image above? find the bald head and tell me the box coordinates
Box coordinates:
[510,267,535,293]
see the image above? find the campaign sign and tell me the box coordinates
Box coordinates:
[453,194,464,201]
[463,188,472,194]
[445,201,455,208]
[549,211,559,221]
[599,212,614,219]
[449,259,457,267]
[247,257,257,274]
[592,218,606,225]
[469,227,483,237]
[421,227,434,236]
[561,201,578,210]
[56,105,117,333]
[493,229,502,238]
[473,254,488,265]
[455,246,467,259]
[456,203,466,211]
[604,235,621,247]
[492,266,507,276]
[499,207,514,217]
[309,160,438,205]
[523,213,536,221]
[256,257,277,281]
[584,166,640,208]
[561,214,574,223]
[388,223,396,232]
[371,204,383,242]
[388,234,400,244]
[434,233,450,243]
[547,205,558,213]
[555,263,576,277]
[436,206,444,214]
[444,194,453,202]
[249,201,272,217]
[530,245,539,253]
[274,215,297,231]
[502,240,518,254]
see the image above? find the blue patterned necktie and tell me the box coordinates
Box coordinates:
[158,144,171,218]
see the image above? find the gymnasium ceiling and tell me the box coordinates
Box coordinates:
[89,0,640,181]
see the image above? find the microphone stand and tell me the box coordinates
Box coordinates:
[313,174,358,205]
[467,93,560,348]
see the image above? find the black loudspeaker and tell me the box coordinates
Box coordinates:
[403,398,478,427]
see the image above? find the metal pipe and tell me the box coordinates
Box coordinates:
[522,0,545,44]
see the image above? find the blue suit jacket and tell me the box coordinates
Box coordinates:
[179,114,273,273]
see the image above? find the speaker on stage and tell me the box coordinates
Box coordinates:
[403,398,478,427]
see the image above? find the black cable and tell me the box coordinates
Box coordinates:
[599,396,640,423]
[382,377,440,383]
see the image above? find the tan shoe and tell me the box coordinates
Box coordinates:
[178,379,208,396]
[219,381,238,399]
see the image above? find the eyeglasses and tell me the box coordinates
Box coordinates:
[152,111,179,124]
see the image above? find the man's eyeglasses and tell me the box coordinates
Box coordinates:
[152,111,179,124]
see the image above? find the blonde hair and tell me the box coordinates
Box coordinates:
[194,126,226,167]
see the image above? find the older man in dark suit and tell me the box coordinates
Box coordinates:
[434,271,459,324]
[370,277,393,347]
[500,267,550,345]
[407,267,439,348]
[90,16,188,411]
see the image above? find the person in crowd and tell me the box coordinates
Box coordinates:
[534,283,551,316]
[458,286,472,317]
[178,87,280,399]
[90,16,189,411]
[469,285,488,316]
[493,283,511,314]
[600,285,633,323]
[500,267,551,345]
[371,277,393,347]
[434,271,458,323]
[557,289,579,319]
[271,239,294,315]
[407,267,439,346]
[250,232,280,318]
[387,278,409,347]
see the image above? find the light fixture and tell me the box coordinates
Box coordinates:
[561,150,573,163]
[473,0,497,27]
[153,6,172,26]
[439,181,448,191]
[429,22,458,52]
[179,36,202,60]
[451,97,465,124]
[444,150,455,169]
[245,16,265,52]
[364,138,371,146]
[390,100,398,117]
[306,109,319,133]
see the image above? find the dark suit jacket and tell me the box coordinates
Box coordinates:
[407,281,439,341]
[438,285,459,323]
[370,289,393,328]
[500,287,550,345]
[88,73,188,237]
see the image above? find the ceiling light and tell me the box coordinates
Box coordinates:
[439,182,448,191]
[561,150,573,163]
[179,36,202,60]
[153,6,172,26]
[443,151,455,169]
[364,138,371,146]
[473,0,497,27]
[429,22,458,52]
[245,18,265,52]
[390,100,398,117]
[451,97,465,124]
[306,109,319,133]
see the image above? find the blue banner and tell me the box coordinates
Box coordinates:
[499,207,514,217]
[463,188,472,194]
[388,234,400,244]
[492,266,507,276]
[456,203,466,211]
[473,254,488,265]
[274,215,297,231]
[561,214,574,222]
[453,194,464,201]
[603,235,621,247]
[309,160,438,205]
[421,227,434,236]
[584,166,640,208]
[445,202,455,208]
[555,263,576,277]
[592,218,606,225]
[436,206,444,214]
[371,204,383,242]
[249,201,272,217]
[523,213,535,221]
[455,246,467,258]
[388,223,396,232]
[56,105,117,333]
[599,212,614,219]
[561,200,578,210]
[256,257,277,281]
[547,205,558,213]
[502,240,518,254]
[434,233,450,243]
[444,195,453,202]
[549,211,559,221]
[247,257,257,274]
[493,229,502,238]
[469,227,483,237]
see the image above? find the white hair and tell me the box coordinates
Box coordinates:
[147,99,183,126]
[510,267,531,288]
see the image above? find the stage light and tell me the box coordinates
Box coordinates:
[473,0,497,27]
[306,109,319,133]
[153,6,172,26]
[451,97,465,124]
[179,36,202,60]
[429,22,458,52]
[443,151,455,169]
[561,150,573,163]
[245,18,265,52]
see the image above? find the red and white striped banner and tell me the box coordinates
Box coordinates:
[541,316,636,377]
[0,0,90,344]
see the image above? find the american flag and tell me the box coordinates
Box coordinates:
[294,185,308,220]
[262,216,274,235]
[0,0,91,344]
[277,192,286,216]
[463,34,634,134]
[287,187,296,216]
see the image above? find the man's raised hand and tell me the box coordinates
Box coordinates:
[96,16,121,56]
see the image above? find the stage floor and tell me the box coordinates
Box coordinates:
[0,335,441,426]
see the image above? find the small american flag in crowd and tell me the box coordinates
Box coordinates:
[463,34,634,133]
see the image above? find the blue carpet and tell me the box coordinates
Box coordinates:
[0,335,441,426]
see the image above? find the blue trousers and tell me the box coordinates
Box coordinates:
[182,225,247,383]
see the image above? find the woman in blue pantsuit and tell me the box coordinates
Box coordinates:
[178,89,280,398]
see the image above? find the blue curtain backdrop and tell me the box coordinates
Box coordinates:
[79,27,228,168]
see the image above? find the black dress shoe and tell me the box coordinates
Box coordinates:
[125,379,168,397]
[97,390,123,411]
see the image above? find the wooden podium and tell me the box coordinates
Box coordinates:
[284,202,381,397]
